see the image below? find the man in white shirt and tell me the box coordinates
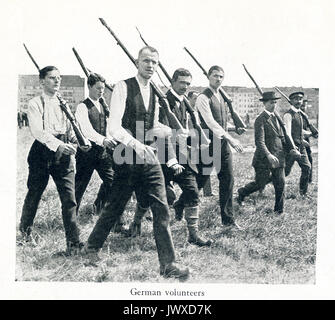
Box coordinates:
[83,46,190,279]
[19,66,88,254]
[195,65,244,229]
[74,73,117,217]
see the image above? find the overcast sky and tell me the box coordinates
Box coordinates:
[6,0,334,89]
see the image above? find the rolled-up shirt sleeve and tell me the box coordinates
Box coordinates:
[196,94,226,139]
[283,113,293,139]
[106,81,135,146]
[27,97,63,152]
[75,102,105,146]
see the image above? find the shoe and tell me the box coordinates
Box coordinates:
[160,262,190,280]
[188,235,212,247]
[300,194,313,200]
[274,210,283,215]
[65,241,84,256]
[80,244,100,265]
[173,200,184,221]
[236,188,244,206]
[222,219,244,231]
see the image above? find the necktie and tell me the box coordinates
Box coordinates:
[270,114,278,130]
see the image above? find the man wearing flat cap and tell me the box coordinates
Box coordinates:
[237,92,286,214]
[283,91,312,197]
[300,99,313,183]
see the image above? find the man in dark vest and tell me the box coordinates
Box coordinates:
[74,73,117,218]
[126,68,212,247]
[300,99,314,183]
[188,90,213,197]
[82,46,190,279]
[237,92,286,214]
[195,65,244,229]
[19,66,89,254]
[283,92,312,197]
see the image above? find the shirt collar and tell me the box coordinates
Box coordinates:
[264,109,275,117]
[88,96,99,105]
[135,75,150,89]
[42,91,58,101]
[170,88,184,102]
[290,105,299,113]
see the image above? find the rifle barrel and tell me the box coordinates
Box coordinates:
[242,64,263,96]
[23,43,40,72]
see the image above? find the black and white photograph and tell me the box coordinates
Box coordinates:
[1,0,335,301]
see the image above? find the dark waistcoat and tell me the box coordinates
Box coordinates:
[82,98,107,137]
[166,90,187,128]
[285,109,303,145]
[122,77,156,144]
[199,88,228,136]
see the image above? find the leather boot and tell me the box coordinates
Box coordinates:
[125,204,149,237]
[185,206,212,247]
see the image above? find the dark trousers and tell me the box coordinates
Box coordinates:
[87,160,176,267]
[176,140,234,224]
[162,165,199,208]
[285,144,311,195]
[20,141,80,246]
[75,148,114,214]
[197,140,234,224]
[239,166,285,213]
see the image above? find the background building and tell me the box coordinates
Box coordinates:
[187,85,319,127]
[18,75,86,114]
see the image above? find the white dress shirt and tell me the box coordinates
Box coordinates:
[27,92,74,152]
[75,97,106,146]
[107,76,171,146]
[195,87,227,139]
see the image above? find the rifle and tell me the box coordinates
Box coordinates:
[98,18,184,132]
[274,87,318,138]
[23,43,90,148]
[183,47,246,130]
[72,47,111,117]
[135,26,210,146]
[242,64,298,154]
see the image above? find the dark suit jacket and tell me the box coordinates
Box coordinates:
[252,111,286,169]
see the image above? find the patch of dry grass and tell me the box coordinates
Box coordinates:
[16,127,318,283]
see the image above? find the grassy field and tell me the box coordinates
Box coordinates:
[15,127,318,283]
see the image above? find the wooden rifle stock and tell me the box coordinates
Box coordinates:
[23,43,90,147]
[274,87,318,138]
[135,27,210,146]
[98,18,184,132]
[56,94,91,147]
[183,47,246,130]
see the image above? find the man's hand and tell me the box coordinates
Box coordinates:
[57,143,77,156]
[267,154,279,168]
[130,139,157,164]
[302,139,310,148]
[228,137,244,153]
[236,127,246,135]
[103,138,117,150]
[170,163,184,176]
[289,148,301,159]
